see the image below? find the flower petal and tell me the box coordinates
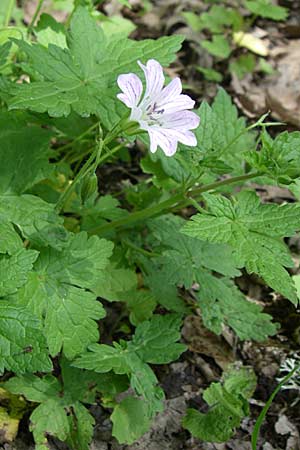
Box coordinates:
[158,77,182,104]
[161,110,200,130]
[148,128,178,156]
[156,94,195,114]
[117,73,143,108]
[138,59,165,100]
[148,129,159,153]
[166,129,198,146]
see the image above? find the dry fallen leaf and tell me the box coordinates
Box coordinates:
[266,41,300,127]
[182,315,235,370]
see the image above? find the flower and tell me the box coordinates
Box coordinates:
[117,59,200,157]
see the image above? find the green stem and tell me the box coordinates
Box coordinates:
[55,114,126,213]
[56,122,99,156]
[123,239,161,258]
[55,148,97,213]
[27,0,45,34]
[88,172,261,235]
[4,0,15,26]
[97,143,123,165]
[251,364,300,450]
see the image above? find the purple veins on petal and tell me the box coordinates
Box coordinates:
[137,59,165,100]
[117,59,200,157]
[117,73,143,108]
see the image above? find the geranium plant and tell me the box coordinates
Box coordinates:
[0,3,299,449]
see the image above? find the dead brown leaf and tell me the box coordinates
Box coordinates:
[182,315,235,371]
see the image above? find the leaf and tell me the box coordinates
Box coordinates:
[201,35,231,59]
[0,222,23,253]
[121,289,156,325]
[195,273,278,340]
[246,130,300,183]
[245,0,288,21]
[5,364,99,450]
[35,13,67,48]
[146,215,240,288]
[130,314,186,364]
[31,399,70,449]
[197,66,223,82]
[229,54,256,79]
[0,222,39,296]
[79,195,129,231]
[101,15,136,37]
[74,314,185,414]
[111,396,151,444]
[0,111,53,195]
[0,41,12,67]
[5,374,60,403]
[183,365,256,442]
[145,215,276,341]
[9,7,183,125]
[16,232,113,358]
[183,190,299,303]
[67,402,95,450]
[0,303,52,374]
[0,194,68,249]
[184,6,242,33]
[0,247,38,296]
[145,270,187,313]
[141,215,240,314]
[73,343,128,374]
[91,262,137,302]
[194,89,255,173]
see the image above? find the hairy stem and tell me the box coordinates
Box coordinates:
[27,0,45,35]
[56,122,100,156]
[88,172,262,235]
[55,146,98,213]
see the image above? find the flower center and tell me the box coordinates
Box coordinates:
[143,102,165,126]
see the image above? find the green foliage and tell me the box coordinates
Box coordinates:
[183,0,288,80]
[246,130,300,183]
[16,232,113,358]
[9,7,183,126]
[0,303,52,374]
[111,397,151,444]
[4,361,104,449]
[244,0,288,21]
[183,365,256,442]
[183,190,299,303]
[0,194,68,249]
[35,13,67,48]
[229,54,256,79]
[142,215,276,340]
[197,66,223,82]
[0,111,53,195]
[201,35,231,59]
[195,275,278,340]
[0,41,12,67]
[74,314,186,442]
[191,88,255,173]
[0,2,297,448]
[183,6,242,33]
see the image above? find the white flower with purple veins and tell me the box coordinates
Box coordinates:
[117,59,200,157]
